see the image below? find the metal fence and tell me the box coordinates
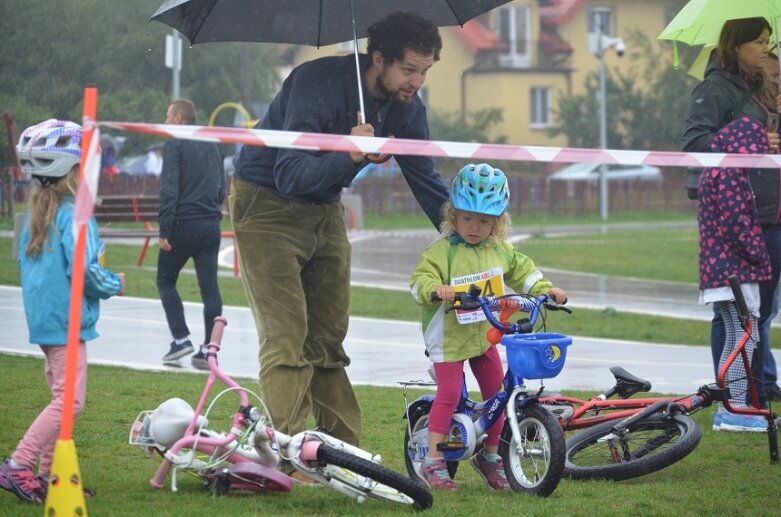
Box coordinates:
[350,173,696,217]
[94,171,696,218]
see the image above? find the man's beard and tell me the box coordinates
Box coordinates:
[376,70,414,104]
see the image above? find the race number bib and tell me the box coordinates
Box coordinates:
[451,267,504,324]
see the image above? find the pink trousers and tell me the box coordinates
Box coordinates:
[12,342,87,476]
[428,345,505,446]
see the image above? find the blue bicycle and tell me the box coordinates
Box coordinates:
[401,285,572,497]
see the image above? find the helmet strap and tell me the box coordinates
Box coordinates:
[32,175,66,188]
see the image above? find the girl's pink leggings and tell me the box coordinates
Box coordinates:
[12,342,87,476]
[428,345,504,446]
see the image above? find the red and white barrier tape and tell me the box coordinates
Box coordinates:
[98,121,781,170]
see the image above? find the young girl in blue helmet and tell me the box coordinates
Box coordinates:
[410,163,567,491]
[0,120,125,504]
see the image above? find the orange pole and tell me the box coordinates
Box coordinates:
[60,87,97,439]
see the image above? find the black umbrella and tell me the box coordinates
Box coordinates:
[152,0,512,119]
[151,0,512,46]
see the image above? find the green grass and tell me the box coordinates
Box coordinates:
[0,354,779,516]
[2,211,780,514]
[519,228,699,284]
[360,210,696,231]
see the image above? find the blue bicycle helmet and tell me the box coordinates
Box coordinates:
[450,163,509,216]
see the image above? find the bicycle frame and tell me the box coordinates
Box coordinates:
[136,317,287,492]
[132,317,433,508]
[538,276,778,462]
[540,386,717,432]
[402,288,570,496]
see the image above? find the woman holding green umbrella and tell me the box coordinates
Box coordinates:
[682,17,781,431]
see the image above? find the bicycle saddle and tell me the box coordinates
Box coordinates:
[609,366,652,399]
[149,397,209,448]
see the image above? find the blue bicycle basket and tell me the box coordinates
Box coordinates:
[501,333,572,380]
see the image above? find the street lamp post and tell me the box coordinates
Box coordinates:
[591,30,625,222]
[165,29,182,100]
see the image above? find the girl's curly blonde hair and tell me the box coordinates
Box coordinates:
[438,201,511,246]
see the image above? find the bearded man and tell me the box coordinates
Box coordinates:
[231,12,449,449]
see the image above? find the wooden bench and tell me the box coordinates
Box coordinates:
[94,195,239,276]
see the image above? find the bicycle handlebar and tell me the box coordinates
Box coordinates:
[431,284,571,335]
[208,316,229,348]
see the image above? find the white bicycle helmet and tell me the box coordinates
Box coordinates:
[16,119,82,184]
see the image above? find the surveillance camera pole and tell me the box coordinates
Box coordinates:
[597,30,609,223]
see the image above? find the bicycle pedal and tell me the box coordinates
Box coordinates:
[436,441,466,452]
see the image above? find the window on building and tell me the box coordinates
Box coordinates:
[530,87,551,128]
[588,7,614,36]
[498,4,531,68]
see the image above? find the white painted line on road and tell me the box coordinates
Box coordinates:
[0,348,259,380]
[346,338,421,349]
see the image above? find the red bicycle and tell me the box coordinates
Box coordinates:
[533,276,779,481]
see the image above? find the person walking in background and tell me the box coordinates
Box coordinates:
[0,120,125,504]
[682,17,780,413]
[158,99,225,370]
[230,11,450,452]
[409,163,567,490]
[697,117,772,432]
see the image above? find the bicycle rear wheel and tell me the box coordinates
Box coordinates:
[316,444,433,509]
[404,400,459,483]
[500,403,566,497]
[564,413,701,481]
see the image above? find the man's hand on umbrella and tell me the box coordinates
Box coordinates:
[349,113,374,164]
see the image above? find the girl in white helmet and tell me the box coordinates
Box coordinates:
[410,163,567,491]
[0,119,125,504]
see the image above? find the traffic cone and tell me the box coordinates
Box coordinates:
[45,439,87,516]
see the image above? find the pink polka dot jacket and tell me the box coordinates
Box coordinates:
[698,116,772,290]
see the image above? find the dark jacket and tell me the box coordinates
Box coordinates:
[682,55,781,224]
[698,117,771,290]
[234,54,449,228]
[158,138,225,239]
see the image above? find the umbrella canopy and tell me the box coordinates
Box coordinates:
[658,0,781,69]
[151,0,512,47]
[658,0,781,47]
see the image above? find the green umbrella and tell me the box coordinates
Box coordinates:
[657,0,781,68]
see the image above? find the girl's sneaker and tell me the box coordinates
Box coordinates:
[0,460,43,504]
[420,457,457,491]
[712,410,723,431]
[719,407,768,432]
[470,450,510,490]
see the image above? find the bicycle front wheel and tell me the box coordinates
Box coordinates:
[316,444,433,509]
[500,403,566,497]
[564,413,701,481]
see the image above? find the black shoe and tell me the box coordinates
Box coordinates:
[191,349,209,370]
[162,340,194,362]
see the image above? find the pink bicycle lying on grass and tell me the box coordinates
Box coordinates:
[129,316,432,509]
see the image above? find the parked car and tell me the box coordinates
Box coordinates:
[547,163,662,183]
